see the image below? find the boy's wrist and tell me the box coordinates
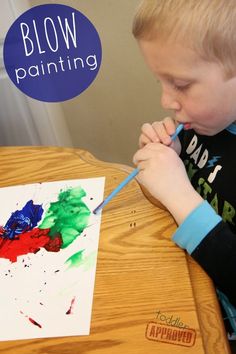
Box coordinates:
[172,201,222,254]
[163,185,204,225]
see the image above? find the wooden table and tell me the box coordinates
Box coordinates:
[0,147,231,354]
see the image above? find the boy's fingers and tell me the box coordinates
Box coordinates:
[139,117,179,148]
[135,160,148,173]
[152,121,172,145]
[141,123,159,142]
[139,134,155,148]
[133,143,162,164]
[163,117,177,135]
[133,149,142,165]
[133,147,149,165]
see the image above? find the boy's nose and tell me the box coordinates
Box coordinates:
[161,91,181,112]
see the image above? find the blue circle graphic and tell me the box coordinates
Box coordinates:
[3,4,102,102]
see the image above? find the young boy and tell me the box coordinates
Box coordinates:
[132,0,236,337]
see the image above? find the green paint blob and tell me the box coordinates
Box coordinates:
[66,249,85,268]
[82,251,97,271]
[39,186,91,248]
[65,250,96,270]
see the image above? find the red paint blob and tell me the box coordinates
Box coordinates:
[20,310,42,329]
[28,317,42,328]
[66,296,76,315]
[44,233,62,252]
[0,228,62,262]
[0,226,5,237]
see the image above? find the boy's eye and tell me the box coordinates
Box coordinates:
[172,82,191,92]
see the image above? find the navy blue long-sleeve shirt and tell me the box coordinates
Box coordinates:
[172,124,236,329]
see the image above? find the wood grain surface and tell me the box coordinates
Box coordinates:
[0,147,231,354]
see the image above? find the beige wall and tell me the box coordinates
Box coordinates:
[29,0,167,165]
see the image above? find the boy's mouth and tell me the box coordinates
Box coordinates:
[184,123,191,130]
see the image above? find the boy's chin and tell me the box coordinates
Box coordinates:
[193,127,223,136]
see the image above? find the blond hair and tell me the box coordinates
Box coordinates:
[132,0,236,77]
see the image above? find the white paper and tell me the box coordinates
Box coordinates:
[0,178,105,340]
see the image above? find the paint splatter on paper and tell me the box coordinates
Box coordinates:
[0,178,104,340]
[39,186,91,249]
[66,296,76,315]
[0,186,91,262]
[20,310,42,328]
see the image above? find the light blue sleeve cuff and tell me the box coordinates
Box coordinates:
[172,200,222,254]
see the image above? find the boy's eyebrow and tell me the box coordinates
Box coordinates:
[157,71,195,82]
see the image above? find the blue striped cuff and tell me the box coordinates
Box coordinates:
[172,200,222,254]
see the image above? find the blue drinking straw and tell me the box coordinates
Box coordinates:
[93,123,184,214]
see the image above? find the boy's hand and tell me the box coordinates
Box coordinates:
[133,142,203,224]
[139,117,181,155]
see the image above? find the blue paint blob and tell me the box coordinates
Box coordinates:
[3,200,44,239]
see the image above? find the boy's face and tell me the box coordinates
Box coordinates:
[138,38,236,135]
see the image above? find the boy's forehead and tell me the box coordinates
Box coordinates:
[138,38,203,79]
